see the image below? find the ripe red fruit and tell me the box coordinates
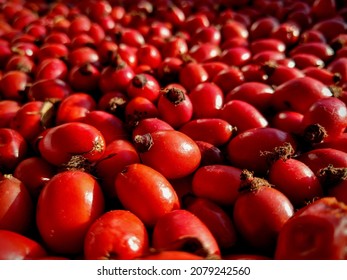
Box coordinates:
[157,87,193,128]
[271,76,333,114]
[185,196,238,250]
[13,157,56,200]
[95,139,140,199]
[0,175,33,233]
[115,163,180,227]
[36,170,105,255]
[233,170,294,253]
[300,97,347,143]
[0,128,27,172]
[127,73,160,102]
[84,210,149,260]
[188,82,224,119]
[152,209,220,258]
[227,127,297,175]
[0,100,21,128]
[219,100,268,133]
[179,118,233,147]
[192,164,242,206]
[133,130,201,179]
[179,61,208,91]
[38,122,106,167]
[0,230,46,260]
[265,143,324,207]
[275,197,347,260]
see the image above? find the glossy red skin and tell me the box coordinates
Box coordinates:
[275,197,347,260]
[27,78,72,102]
[68,46,100,67]
[268,158,324,208]
[300,97,347,141]
[99,63,135,93]
[219,100,268,133]
[189,43,221,63]
[201,61,229,81]
[35,58,68,81]
[0,128,27,172]
[82,110,128,144]
[10,101,51,142]
[13,157,56,199]
[115,163,180,227]
[264,64,304,87]
[221,20,248,41]
[250,38,286,54]
[0,71,31,102]
[302,67,338,85]
[249,16,280,40]
[179,62,208,91]
[152,209,220,257]
[131,118,174,139]
[225,82,274,112]
[157,89,192,129]
[270,22,300,47]
[185,197,237,249]
[44,32,70,45]
[315,133,347,153]
[68,63,101,93]
[124,96,159,124]
[0,175,33,233]
[96,139,140,199]
[179,118,233,147]
[327,57,347,85]
[290,42,335,63]
[0,100,21,128]
[183,13,209,35]
[220,47,251,67]
[5,54,35,74]
[136,44,162,69]
[297,148,347,176]
[212,67,244,94]
[0,230,47,260]
[191,26,221,45]
[55,93,97,124]
[134,130,201,179]
[192,164,242,206]
[227,127,297,175]
[127,73,160,102]
[38,122,106,166]
[326,180,347,205]
[292,54,325,70]
[189,82,224,119]
[300,29,326,44]
[195,141,225,166]
[36,170,105,255]
[233,185,294,253]
[271,111,304,135]
[84,210,149,260]
[36,43,69,62]
[312,18,346,43]
[117,44,138,69]
[271,76,333,114]
[138,250,204,260]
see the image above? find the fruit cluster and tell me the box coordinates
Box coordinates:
[0,0,347,260]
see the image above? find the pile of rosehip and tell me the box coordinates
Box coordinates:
[0,0,347,260]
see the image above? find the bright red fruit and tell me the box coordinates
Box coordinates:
[115,163,180,227]
[233,170,294,254]
[38,122,105,167]
[0,230,46,260]
[0,175,33,233]
[152,209,220,258]
[36,170,105,255]
[275,197,347,260]
[133,130,201,179]
[84,210,149,260]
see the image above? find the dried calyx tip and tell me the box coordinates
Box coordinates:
[239,169,271,192]
[260,142,295,164]
[133,133,154,152]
